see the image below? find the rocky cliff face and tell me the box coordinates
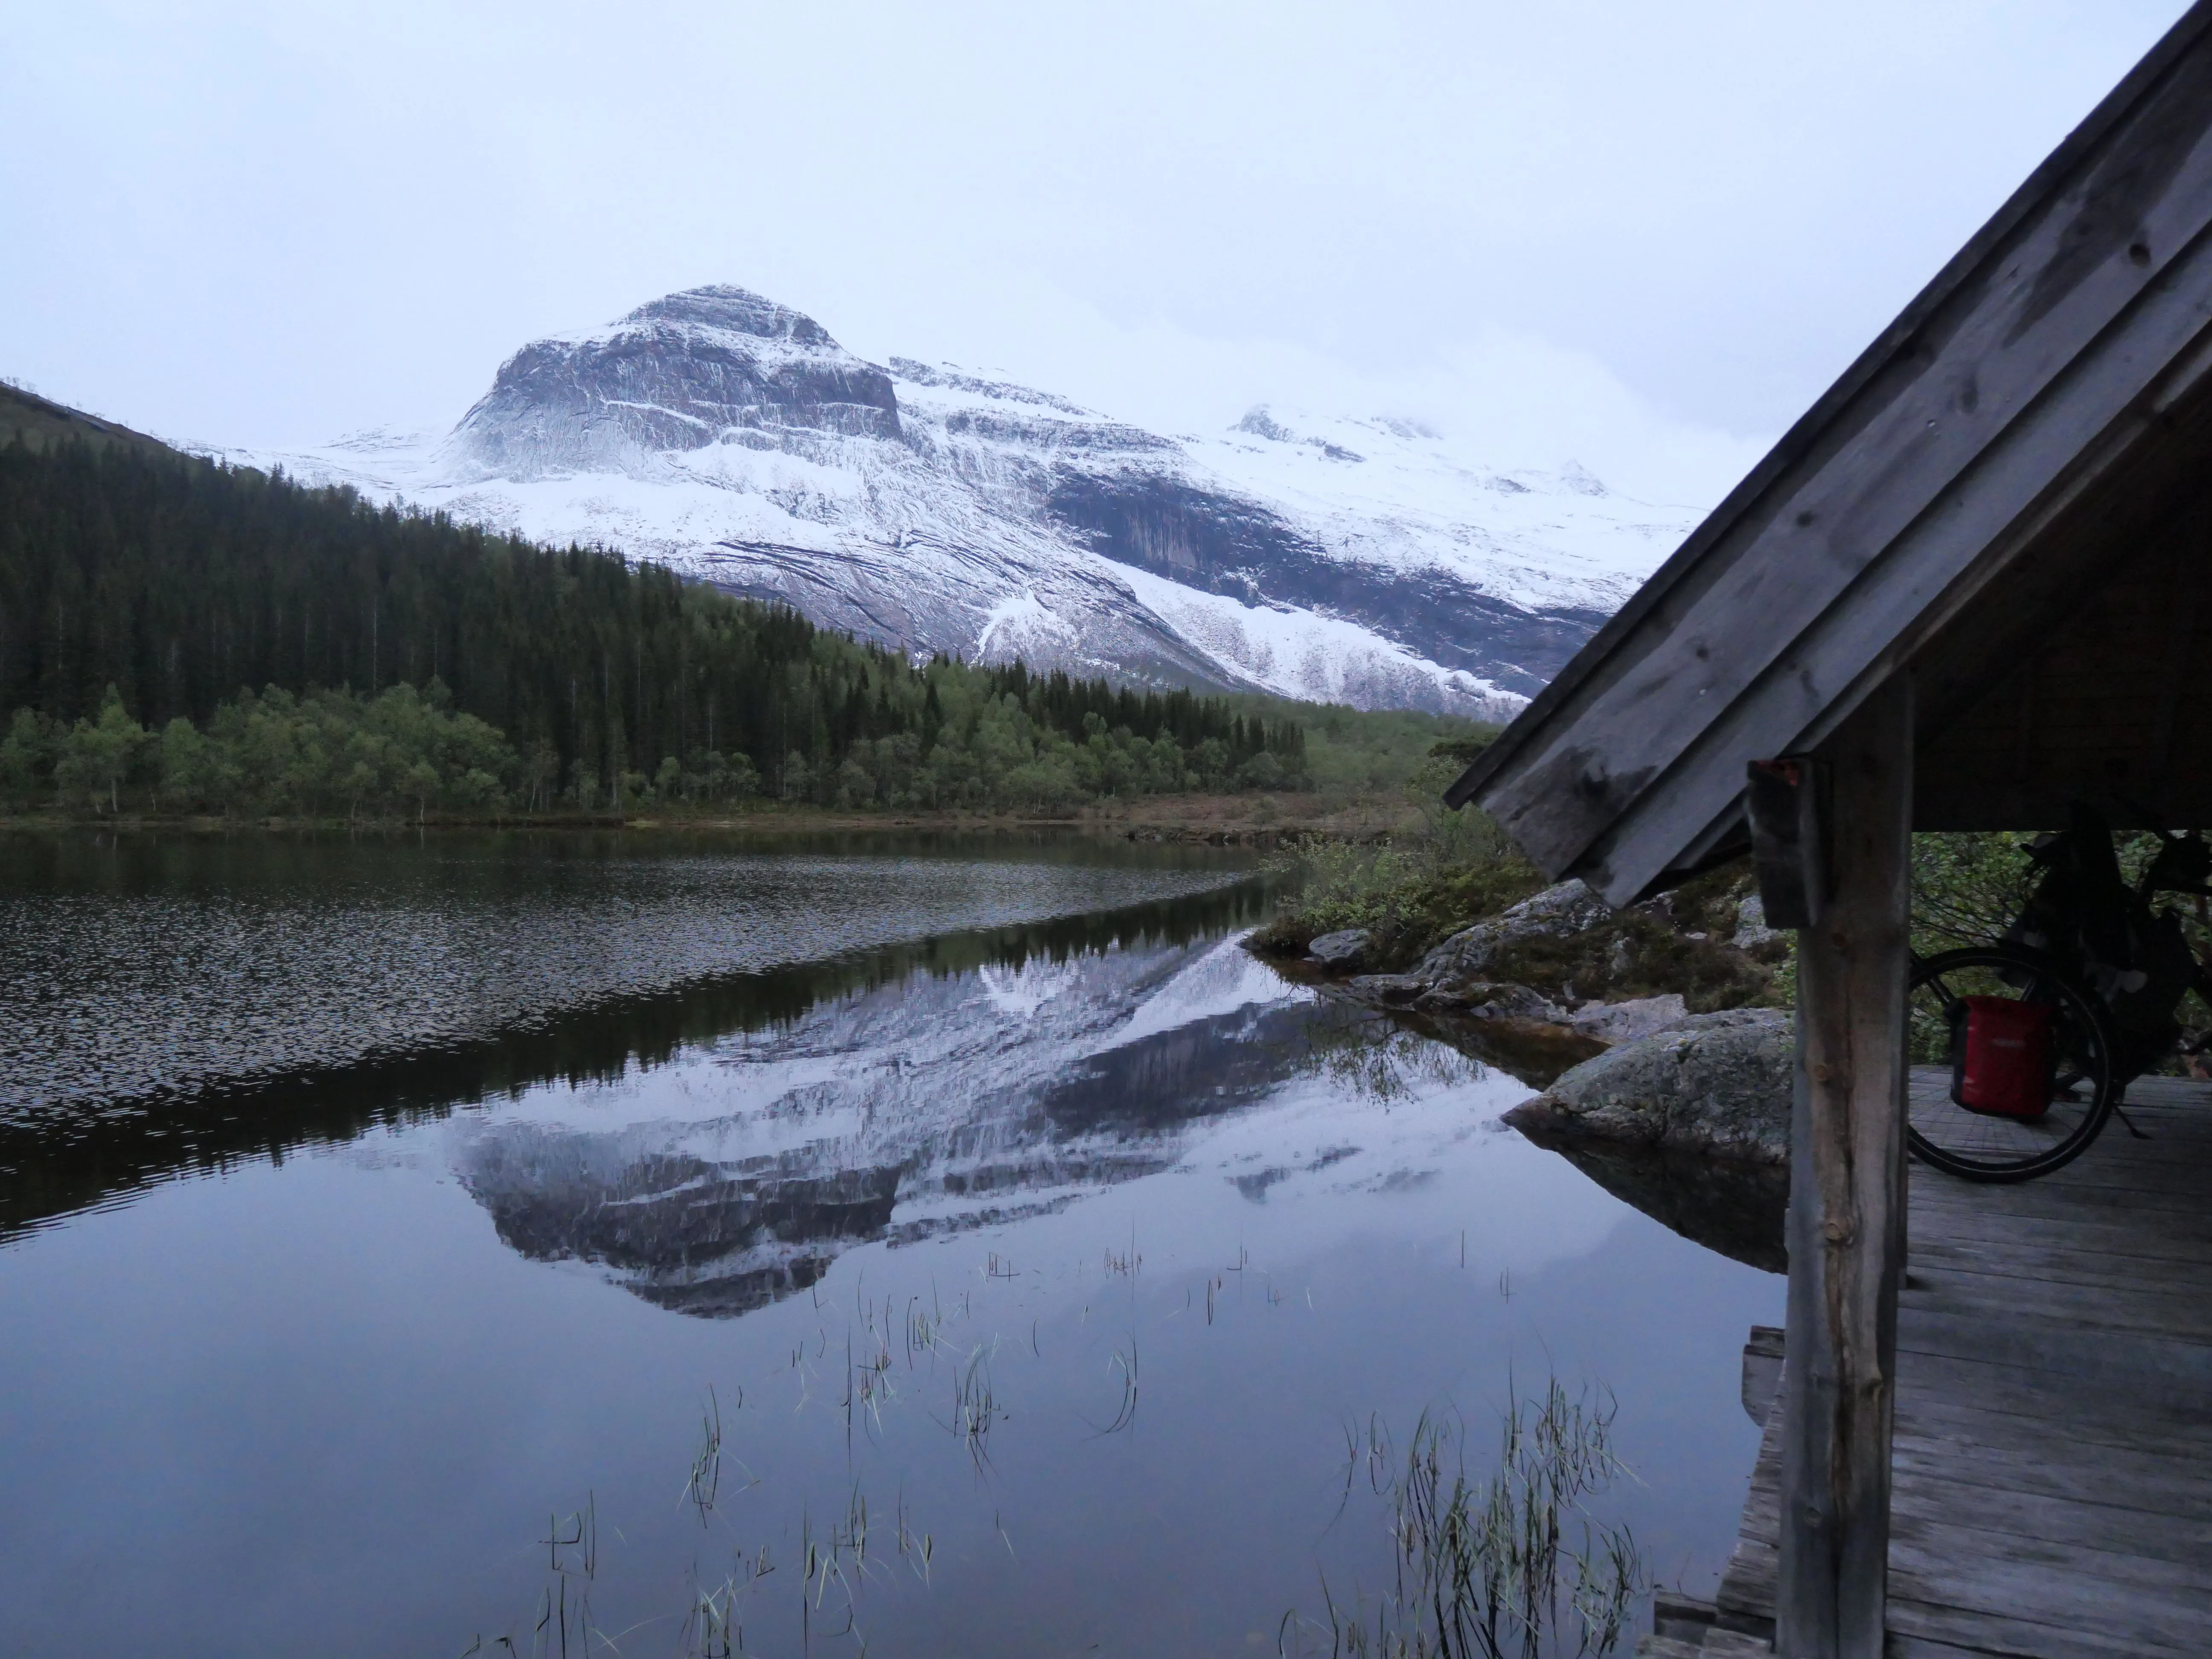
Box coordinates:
[241,285,1699,716]
[450,286,901,476]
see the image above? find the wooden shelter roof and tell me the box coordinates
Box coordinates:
[1448,2,2212,906]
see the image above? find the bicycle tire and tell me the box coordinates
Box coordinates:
[1903,944,2119,1183]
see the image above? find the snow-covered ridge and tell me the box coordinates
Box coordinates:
[224,284,1699,716]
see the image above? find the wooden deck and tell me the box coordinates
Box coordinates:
[1644,1074,2212,1657]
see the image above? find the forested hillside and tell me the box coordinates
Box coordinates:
[0,434,1309,817]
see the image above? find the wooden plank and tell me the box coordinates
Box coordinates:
[1699,1633,1778,1657]
[1778,677,1914,1659]
[1889,1437,2212,1522]
[2002,1138,2212,1178]
[1902,1206,2212,1259]
[1744,1324,1785,1423]
[1890,1505,2212,1601]
[1908,1233,2212,1291]
[1884,1636,2029,1659]
[1938,1167,2212,1204]
[1888,1357,2212,1448]
[1909,1186,2212,1227]
[1887,1531,2212,1642]
[1898,1304,2212,1371]
[1907,1178,2212,1223]
[1718,1535,1779,1622]
[1884,1593,2197,1659]
[2124,1073,2212,1106]
[1899,1276,2212,1347]
[1718,1395,1788,1633]
[1883,1576,2212,1646]
[1907,1235,2212,1291]
[1888,1403,2212,1472]
[1653,1586,1721,1644]
[1894,1366,2212,1437]
[1887,1476,2212,1564]
[1738,1519,2212,1654]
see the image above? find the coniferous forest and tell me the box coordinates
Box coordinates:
[0,436,1310,818]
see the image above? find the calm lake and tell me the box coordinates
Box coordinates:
[0,831,1779,1657]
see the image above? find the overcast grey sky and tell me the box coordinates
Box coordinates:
[1,0,2190,501]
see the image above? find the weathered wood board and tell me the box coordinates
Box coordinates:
[1708,1074,2212,1656]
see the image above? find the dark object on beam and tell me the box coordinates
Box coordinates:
[1746,758,1825,930]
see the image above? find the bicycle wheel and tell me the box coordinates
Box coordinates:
[1905,945,2119,1182]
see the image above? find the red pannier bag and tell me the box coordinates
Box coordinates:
[1950,995,2053,1118]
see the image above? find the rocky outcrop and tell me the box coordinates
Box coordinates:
[451,285,902,478]
[1331,882,1616,1022]
[1732,893,1784,951]
[1306,881,1637,1027]
[1502,1008,1793,1164]
[1416,879,1615,984]
[1277,874,1779,1064]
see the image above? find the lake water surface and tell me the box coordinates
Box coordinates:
[0,831,1779,1657]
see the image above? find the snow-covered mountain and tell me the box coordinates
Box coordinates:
[233,286,1697,716]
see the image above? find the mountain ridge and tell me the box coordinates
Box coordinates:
[219,285,1698,718]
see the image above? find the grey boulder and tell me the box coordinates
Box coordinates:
[1568,994,1688,1045]
[1307,928,1373,969]
[1503,1007,1792,1163]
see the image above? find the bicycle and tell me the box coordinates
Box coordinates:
[1905,804,2212,1182]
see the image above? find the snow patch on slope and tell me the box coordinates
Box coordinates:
[1113,562,1515,711]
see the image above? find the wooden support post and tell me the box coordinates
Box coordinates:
[1777,675,1913,1659]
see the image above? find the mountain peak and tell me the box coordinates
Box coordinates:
[621,285,838,349]
[448,282,899,477]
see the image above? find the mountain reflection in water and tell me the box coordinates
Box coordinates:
[0,834,1264,1238]
[460,937,1427,1318]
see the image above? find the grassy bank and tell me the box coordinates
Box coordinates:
[1247,745,1550,964]
[0,786,1439,843]
[1246,739,1788,1009]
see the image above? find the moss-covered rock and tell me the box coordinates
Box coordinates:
[1503,1009,1793,1164]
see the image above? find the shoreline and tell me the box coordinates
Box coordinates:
[0,791,1427,845]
